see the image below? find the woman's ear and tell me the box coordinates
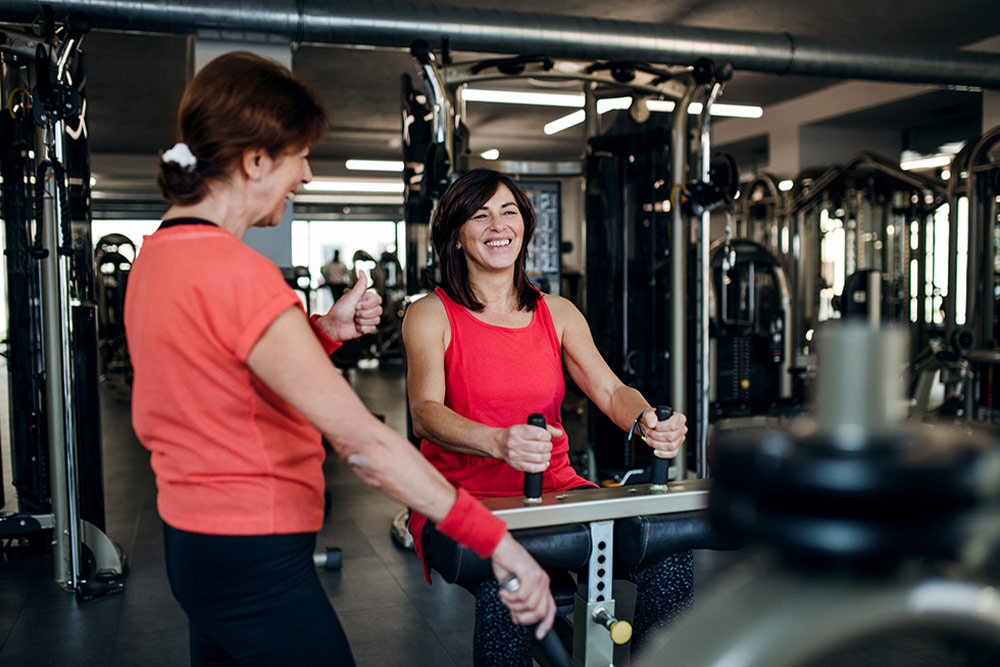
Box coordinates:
[241,148,268,180]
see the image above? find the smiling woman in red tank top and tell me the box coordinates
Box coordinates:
[403,168,693,666]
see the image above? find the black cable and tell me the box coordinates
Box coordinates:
[31,157,73,259]
[29,161,49,259]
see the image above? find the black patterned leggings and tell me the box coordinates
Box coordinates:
[465,550,694,667]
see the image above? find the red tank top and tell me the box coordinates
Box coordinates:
[409,288,595,569]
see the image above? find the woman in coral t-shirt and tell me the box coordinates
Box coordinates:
[125,53,554,667]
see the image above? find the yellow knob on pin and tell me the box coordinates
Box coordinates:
[609,620,632,645]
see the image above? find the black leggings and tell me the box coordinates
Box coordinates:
[163,524,355,667]
[466,551,694,667]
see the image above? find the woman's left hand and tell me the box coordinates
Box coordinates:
[640,408,687,459]
[314,273,383,341]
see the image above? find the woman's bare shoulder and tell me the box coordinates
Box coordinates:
[404,291,449,329]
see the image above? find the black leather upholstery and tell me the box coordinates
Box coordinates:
[424,522,592,585]
[614,509,740,566]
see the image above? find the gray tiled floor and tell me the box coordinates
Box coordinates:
[1,364,482,667]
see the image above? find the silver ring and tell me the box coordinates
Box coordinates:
[501,573,521,592]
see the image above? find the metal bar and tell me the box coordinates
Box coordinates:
[578,520,614,667]
[867,270,881,327]
[481,479,710,530]
[670,84,697,477]
[0,27,45,59]
[37,123,74,590]
[4,1,1000,88]
[945,193,958,339]
[986,188,997,347]
[586,521,613,603]
[695,82,721,478]
[52,119,83,592]
[444,62,689,100]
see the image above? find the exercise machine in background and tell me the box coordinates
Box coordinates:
[94,233,135,385]
[641,322,1000,667]
[0,7,124,600]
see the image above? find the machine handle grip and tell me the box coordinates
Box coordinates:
[524,413,546,501]
[534,624,572,667]
[502,573,572,667]
[650,406,674,487]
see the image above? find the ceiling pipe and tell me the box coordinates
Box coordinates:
[3,0,1000,89]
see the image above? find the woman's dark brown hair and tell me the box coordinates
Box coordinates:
[157,51,329,205]
[431,168,540,312]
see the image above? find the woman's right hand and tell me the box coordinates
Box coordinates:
[490,533,556,638]
[498,423,562,473]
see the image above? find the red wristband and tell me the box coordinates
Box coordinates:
[437,488,507,558]
[309,313,343,355]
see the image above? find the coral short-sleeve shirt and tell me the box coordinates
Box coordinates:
[124,221,325,535]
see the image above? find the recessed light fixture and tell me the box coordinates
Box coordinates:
[899,155,953,171]
[543,110,587,135]
[303,180,404,193]
[462,88,583,107]
[345,159,404,172]
[480,149,500,160]
[543,96,764,134]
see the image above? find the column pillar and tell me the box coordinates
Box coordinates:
[193,38,295,266]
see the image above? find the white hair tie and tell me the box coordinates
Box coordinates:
[162,142,198,172]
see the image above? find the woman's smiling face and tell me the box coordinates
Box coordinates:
[253,146,313,228]
[456,184,525,272]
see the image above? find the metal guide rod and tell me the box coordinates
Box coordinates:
[481,479,710,530]
[54,26,89,591]
[866,270,881,327]
[37,122,76,590]
[53,121,83,591]
[695,80,723,478]
[669,83,698,477]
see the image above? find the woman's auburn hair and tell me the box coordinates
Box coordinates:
[157,51,329,205]
[431,168,540,312]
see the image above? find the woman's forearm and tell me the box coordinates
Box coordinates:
[606,385,652,432]
[410,400,505,460]
[323,411,459,522]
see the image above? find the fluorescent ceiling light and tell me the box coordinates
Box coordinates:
[294,193,404,205]
[480,149,500,160]
[463,88,583,107]
[345,159,404,172]
[463,88,761,119]
[303,180,404,193]
[596,97,632,113]
[699,102,763,118]
[544,110,586,135]
[545,97,764,134]
[899,155,953,171]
